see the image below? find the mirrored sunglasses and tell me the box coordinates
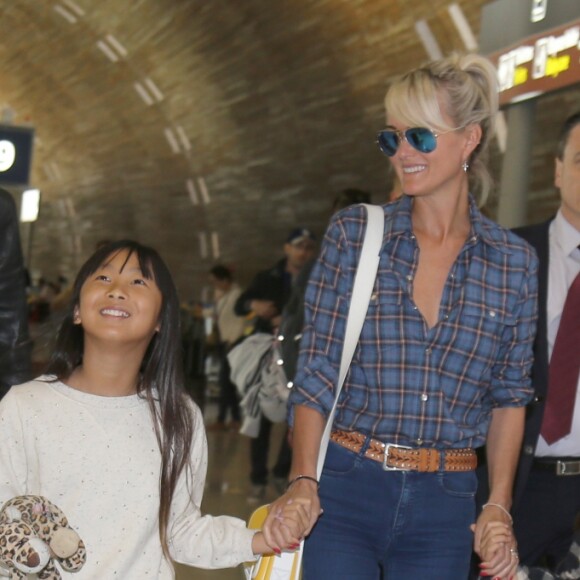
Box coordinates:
[376,127,439,157]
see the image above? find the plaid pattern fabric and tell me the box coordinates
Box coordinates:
[289,195,538,448]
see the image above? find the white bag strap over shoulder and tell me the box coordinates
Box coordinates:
[242,205,385,580]
[316,203,385,477]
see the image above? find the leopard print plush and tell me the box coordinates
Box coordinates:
[0,521,51,579]
[0,496,86,578]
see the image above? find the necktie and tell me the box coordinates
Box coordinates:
[541,269,580,444]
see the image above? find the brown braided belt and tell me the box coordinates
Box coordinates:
[330,430,477,472]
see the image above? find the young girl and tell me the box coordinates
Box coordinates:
[0,240,304,578]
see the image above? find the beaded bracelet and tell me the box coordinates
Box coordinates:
[287,475,319,490]
[482,502,513,524]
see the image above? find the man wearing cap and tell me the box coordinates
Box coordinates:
[235,227,317,502]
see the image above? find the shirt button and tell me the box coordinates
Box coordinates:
[406,275,413,281]
[472,235,478,242]
[416,438,423,445]
[370,293,378,301]
[444,314,449,320]
[489,310,496,318]
[425,347,431,354]
[450,273,455,279]
[420,394,428,402]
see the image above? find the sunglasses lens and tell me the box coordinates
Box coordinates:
[406,128,437,153]
[377,131,399,157]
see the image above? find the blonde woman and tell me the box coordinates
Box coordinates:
[264,54,538,580]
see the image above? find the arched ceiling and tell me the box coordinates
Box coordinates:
[0,0,570,300]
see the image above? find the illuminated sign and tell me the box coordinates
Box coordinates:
[488,19,580,106]
[20,189,40,223]
[0,125,34,186]
[531,0,548,23]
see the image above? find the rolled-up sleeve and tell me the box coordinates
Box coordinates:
[288,213,356,424]
[488,251,539,408]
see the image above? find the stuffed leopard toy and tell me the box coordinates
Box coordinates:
[0,495,86,579]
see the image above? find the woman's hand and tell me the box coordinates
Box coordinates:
[472,509,519,579]
[261,478,322,553]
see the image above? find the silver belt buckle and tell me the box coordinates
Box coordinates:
[382,442,413,471]
[557,460,580,476]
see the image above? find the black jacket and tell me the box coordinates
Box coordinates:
[511,218,552,508]
[278,259,315,383]
[0,189,32,397]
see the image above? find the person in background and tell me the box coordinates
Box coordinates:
[264,53,538,580]
[235,228,316,502]
[280,189,371,390]
[207,264,246,431]
[508,111,580,570]
[0,188,32,397]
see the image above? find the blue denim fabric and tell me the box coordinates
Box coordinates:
[303,442,477,580]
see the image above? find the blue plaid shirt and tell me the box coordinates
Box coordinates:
[289,195,538,449]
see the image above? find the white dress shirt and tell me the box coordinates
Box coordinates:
[536,210,580,457]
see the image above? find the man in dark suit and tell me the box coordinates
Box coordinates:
[510,111,580,569]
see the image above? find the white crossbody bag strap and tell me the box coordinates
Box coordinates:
[316,203,385,477]
[253,205,385,580]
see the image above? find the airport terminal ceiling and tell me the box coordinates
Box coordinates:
[0,0,575,301]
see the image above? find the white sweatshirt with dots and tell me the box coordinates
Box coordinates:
[0,378,256,578]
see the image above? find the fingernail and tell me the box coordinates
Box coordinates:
[290,543,300,549]
[273,548,281,555]
[479,563,488,568]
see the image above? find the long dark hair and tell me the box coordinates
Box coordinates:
[46,239,194,561]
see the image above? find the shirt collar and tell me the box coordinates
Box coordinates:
[553,209,580,259]
[384,194,509,253]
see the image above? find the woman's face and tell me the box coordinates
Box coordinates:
[386,104,480,201]
[74,249,163,351]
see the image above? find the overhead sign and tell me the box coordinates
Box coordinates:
[488,19,580,106]
[0,125,34,186]
[531,0,548,23]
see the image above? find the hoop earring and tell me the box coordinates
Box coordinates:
[462,161,469,173]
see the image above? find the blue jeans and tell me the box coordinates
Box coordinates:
[303,441,477,580]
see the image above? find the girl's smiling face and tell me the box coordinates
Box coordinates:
[75,249,163,350]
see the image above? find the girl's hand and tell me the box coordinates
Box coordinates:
[252,531,302,555]
[261,478,321,554]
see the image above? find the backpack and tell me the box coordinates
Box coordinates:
[227,333,290,436]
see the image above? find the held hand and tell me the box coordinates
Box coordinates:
[251,530,303,555]
[472,508,519,579]
[478,540,519,580]
[261,479,322,554]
